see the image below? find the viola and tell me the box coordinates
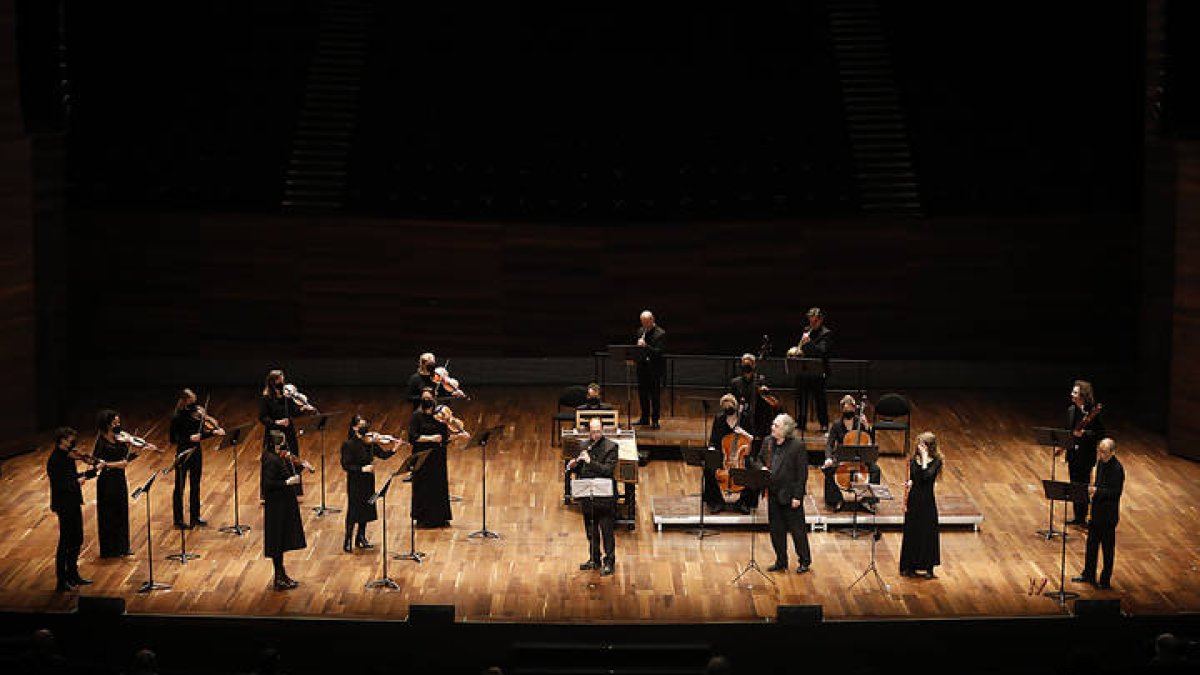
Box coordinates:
[433,404,469,437]
[115,431,156,452]
[282,384,318,412]
[433,366,468,398]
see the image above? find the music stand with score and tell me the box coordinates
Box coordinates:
[1041,479,1088,606]
[217,424,253,536]
[728,466,775,589]
[606,344,641,429]
[836,443,879,539]
[681,447,724,539]
[1033,427,1079,541]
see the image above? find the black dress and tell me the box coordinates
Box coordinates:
[94,436,132,557]
[1066,404,1105,522]
[406,371,436,407]
[261,451,307,557]
[409,411,452,525]
[341,437,394,525]
[259,395,306,454]
[899,456,942,574]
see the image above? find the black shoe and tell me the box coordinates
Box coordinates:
[767,562,788,572]
[1097,582,1112,590]
[900,569,916,577]
[634,418,649,426]
[55,581,77,592]
[192,518,208,527]
[923,570,937,579]
[708,503,725,514]
[73,576,93,586]
[862,502,876,514]
[174,521,192,530]
[1071,575,1096,585]
[355,536,374,549]
[832,502,845,513]
[650,422,661,430]
[579,560,599,571]
[343,536,353,553]
[402,473,413,483]
[600,564,614,576]
[272,577,295,591]
[797,564,810,574]
[1066,518,1086,526]
[735,503,751,515]
[818,427,828,433]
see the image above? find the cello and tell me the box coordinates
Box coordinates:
[715,425,753,494]
[834,396,872,491]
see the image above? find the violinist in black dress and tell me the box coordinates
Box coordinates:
[258,369,315,496]
[340,415,397,552]
[93,410,157,558]
[408,388,465,527]
[261,431,306,590]
[47,427,97,591]
[169,389,225,529]
[900,431,943,579]
[1065,380,1104,525]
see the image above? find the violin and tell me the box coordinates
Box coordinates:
[67,447,102,468]
[834,398,872,491]
[364,432,410,449]
[280,449,316,474]
[282,383,317,412]
[114,431,156,452]
[191,405,223,434]
[433,404,469,437]
[433,366,468,399]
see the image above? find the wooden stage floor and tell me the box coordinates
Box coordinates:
[1,386,1198,623]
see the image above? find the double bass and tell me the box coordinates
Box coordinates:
[834,397,872,491]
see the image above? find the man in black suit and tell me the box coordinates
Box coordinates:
[46,427,98,591]
[568,418,620,576]
[635,310,666,429]
[789,307,833,432]
[760,414,813,574]
[1073,438,1124,590]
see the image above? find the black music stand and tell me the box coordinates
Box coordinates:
[849,483,892,595]
[789,357,825,438]
[131,471,170,593]
[836,444,879,539]
[366,450,430,588]
[468,426,505,540]
[1043,479,1087,605]
[304,411,344,517]
[218,424,252,535]
[1033,427,1078,541]
[681,447,724,539]
[165,448,200,564]
[606,344,640,429]
[729,467,775,588]
[394,450,434,565]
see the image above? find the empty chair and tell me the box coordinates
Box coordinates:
[872,393,912,456]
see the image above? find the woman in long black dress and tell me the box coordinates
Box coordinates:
[340,415,397,552]
[900,431,943,579]
[408,388,467,527]
[704,394,752,513]
[258,369,315,497]
[93,410,157,558]
[261,431,307,590]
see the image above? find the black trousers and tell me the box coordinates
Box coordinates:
[636,364,662,422]
[1082,521,1116,585]
[768,498,811,567]
[796,375,829,429]
[173,450,202,524]
[55,506,84,584]
[1067,459,1092,521]
[581,496,616,566]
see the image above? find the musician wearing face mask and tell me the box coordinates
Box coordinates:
[258,369,315,496]
[789,307,832,432]
[340,415,397,553]
[727,354,772,513]
[261,431,306,590]
[409,388,461,528]
[822,395,880,512]
[94,409,157,557]
[568,418,620,576]
[577,383,613,411]
[169,389,225,530]
[704,394,750,514]
[1065,380,1105,526]
[635,310,667,429]
[47,427,99,591]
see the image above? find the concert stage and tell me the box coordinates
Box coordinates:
[0,386,1196,625]
[649,493,985,532]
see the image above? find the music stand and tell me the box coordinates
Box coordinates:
[606,344,640,429]
[304,411,344,517]
[681,447,724,539]
[131,471,170,593]
[468,426,506,540]
[218,424,253,535]
[165,448,200,564]
[394,450,434,565]
[364,450,430,588]
[849,483,892,595]
[788,357,825,438]
[836,444,879,539]
[729,467,775,588]
[1033,427,1077,541]
[1042,479,1087,605]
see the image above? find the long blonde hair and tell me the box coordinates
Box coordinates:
[175,388,197,412]
[914,431,944,467]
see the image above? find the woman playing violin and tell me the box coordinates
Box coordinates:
[46,427,99,591]
[169,389,225,530]
[408,388,468,528]
[258,369,315,497]
[340,414,398,553]
[261,430,306,590]
[94,409,158,557]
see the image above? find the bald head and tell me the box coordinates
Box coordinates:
[640,311,655,329]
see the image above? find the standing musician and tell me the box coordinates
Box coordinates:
[258,369,315,496]
[900,431,943,579]
[759,414,812,574]
[408,388,468,528]
[47,427,99,591]
[787,307,833,432]
[405,352,466,408]
[169,389,225,530]
[568,418,620,576]
[822,395,881,512]
[727,353,775,513]
[261,430,307,590]
[635,310,667,429]
[1065,380,1104,525]
[340,414,397,553]
[94,409,157,558]
[1072,437,1124,590]
[704,393,751,514]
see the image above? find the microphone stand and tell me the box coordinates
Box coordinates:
[166,447,200,564]
[468,426,506,540]
[131,470,170,593]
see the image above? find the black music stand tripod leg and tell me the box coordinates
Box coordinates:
[219,424,251,535]
[133,472,171,593]
[728,468,775,588]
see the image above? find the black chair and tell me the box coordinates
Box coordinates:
[872,393,912,455]
[551,385,589,446]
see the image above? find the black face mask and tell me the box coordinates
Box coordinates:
[842,411,856,420]
[112,425,123,435]
[723,407,737,416]
[420,399,434,411]
[586,396,600,405]
[274,382,285,392]
[67,441,77,451]
[741,364,755,374]
[358,425,370,436]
